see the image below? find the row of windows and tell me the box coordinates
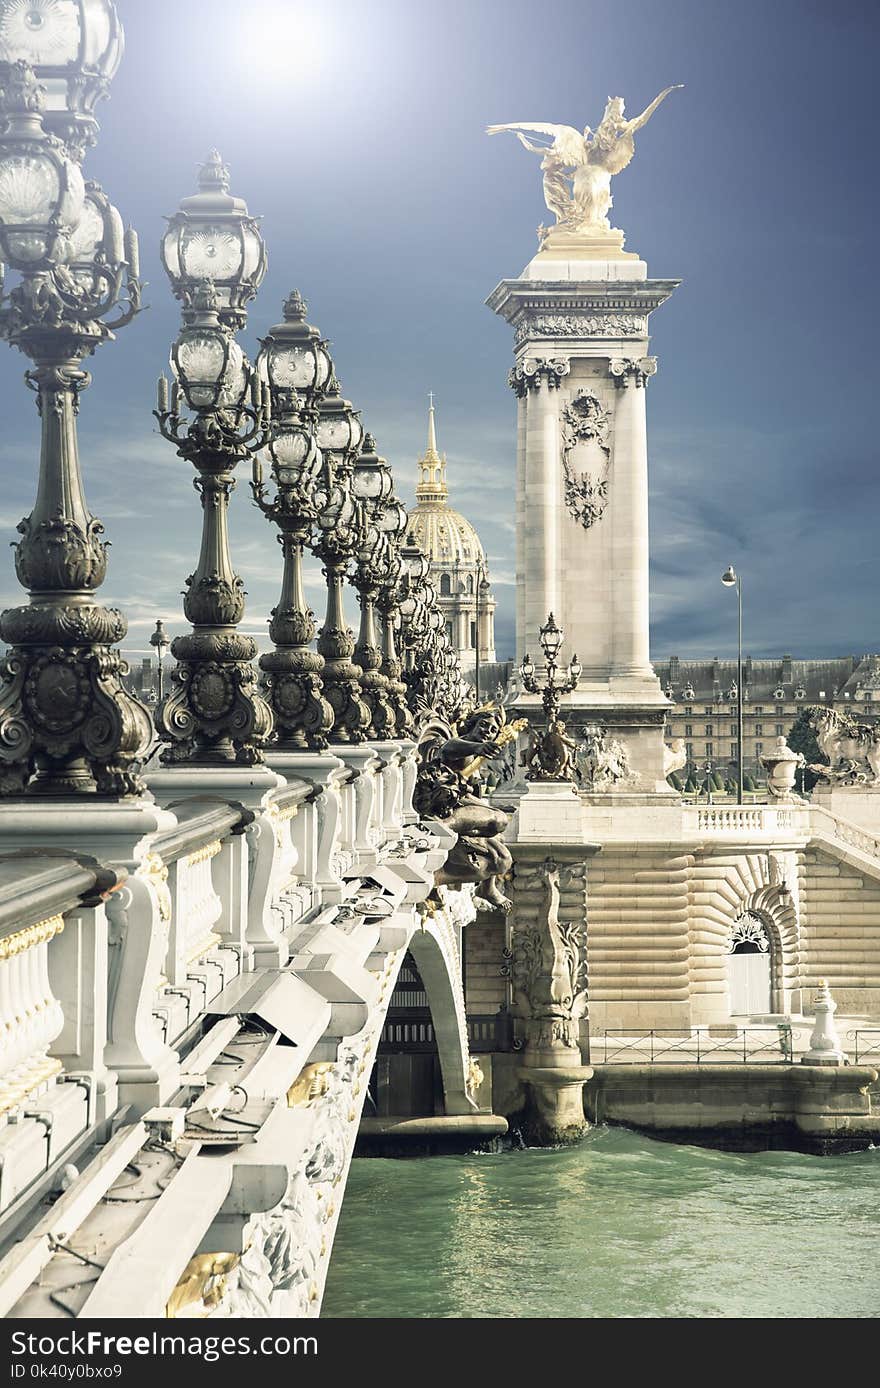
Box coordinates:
[688,705,789,717]
[687,743,766,760]
[683,723,785,737]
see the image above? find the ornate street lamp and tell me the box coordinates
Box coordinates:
[310,380,370,743]
[721,565,744,804]
[0,50,151,796]
[150,619,170,704]
[520,612,580,726]
[0,0,124,160]
[154,156,272,766]
[375,493,413,738]
[161,149,265,331]
[350,433,397,738]
[251,293,333,750]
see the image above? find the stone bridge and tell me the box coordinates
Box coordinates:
[0,746,479,1319]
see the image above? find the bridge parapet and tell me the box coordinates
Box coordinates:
[0,743,478,1318]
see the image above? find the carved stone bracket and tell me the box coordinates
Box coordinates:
[609,355,657,388]
[507,356,571,397]
[560,389,612,530]
[511,855,588,1060]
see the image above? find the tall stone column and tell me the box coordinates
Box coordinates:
[487,244,679,791]
[512,363,567,663]
[609,356,655,681]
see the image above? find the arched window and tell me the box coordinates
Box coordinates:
[439,573,451,597]
[465,574,474,595]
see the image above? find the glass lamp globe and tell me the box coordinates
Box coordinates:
[539,612,564,662]
[521,652,535,681]
[400,543,429,582]
[257,290,332,411]
[351,434,393,505]
[378,495,408,538]
[0,0,124,157]
[66,180,123,286]
[267,422,321,491]
[162,151,266,323]
[171,321,248,412]
[316,480,355,532]
[568,654,582,683]
[0,60,84,267]
[315,382,363,468]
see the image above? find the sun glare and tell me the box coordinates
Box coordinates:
[236,2,327,85]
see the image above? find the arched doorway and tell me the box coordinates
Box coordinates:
[726,912,772,1015]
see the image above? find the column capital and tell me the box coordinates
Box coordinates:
[609,356,657,388]
[508,355,571,397]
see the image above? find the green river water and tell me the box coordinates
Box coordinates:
[322,1127,880,1318]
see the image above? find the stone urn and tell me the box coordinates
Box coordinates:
[761,736,804,801]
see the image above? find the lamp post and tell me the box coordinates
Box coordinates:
[351,433,398,739]
[312,379,371,743]
[721,565,744,804]
[0,43,152,796]
[519,612,581,779]
[154,154,273,766]
[150,620,170,704]
[251,291,333,750]
[375,492,413,739]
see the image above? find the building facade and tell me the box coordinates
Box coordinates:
[406,399,496,673]
[655,654,880,782]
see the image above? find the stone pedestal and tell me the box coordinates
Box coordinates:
[512,779,584,843]
[812,785,880,836]
[487,235,678,790]
[801,981,846,1065]
[520,1065,593,1145]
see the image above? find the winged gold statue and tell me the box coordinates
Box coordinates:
[488,86,682,235]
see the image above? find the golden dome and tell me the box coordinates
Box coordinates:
[406,398,486,567]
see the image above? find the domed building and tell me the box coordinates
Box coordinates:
[406,398,496,672]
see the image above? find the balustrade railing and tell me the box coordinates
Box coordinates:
[0,743,430,1232]
[847,1030,880,1064]
[601,1025,794,1064]
[811,808,880,862]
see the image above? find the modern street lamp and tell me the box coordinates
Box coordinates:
[721,565,744,804]
[150,620,170,704]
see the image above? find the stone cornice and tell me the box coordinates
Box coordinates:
[486,277,680,327]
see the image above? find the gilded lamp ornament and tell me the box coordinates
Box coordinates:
[154,155,273,766]
[0,42,151,796]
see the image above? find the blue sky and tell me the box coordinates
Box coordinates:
[0,0,877,664]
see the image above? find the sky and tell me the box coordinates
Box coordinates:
[0,0,877,666]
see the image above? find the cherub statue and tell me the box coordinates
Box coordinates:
[521,718,579,782]
[413,704,526,912]
[488,86,682,235]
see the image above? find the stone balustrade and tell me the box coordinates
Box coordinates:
[0,740,462,1255]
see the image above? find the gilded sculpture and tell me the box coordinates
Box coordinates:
[488,86,682,237]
